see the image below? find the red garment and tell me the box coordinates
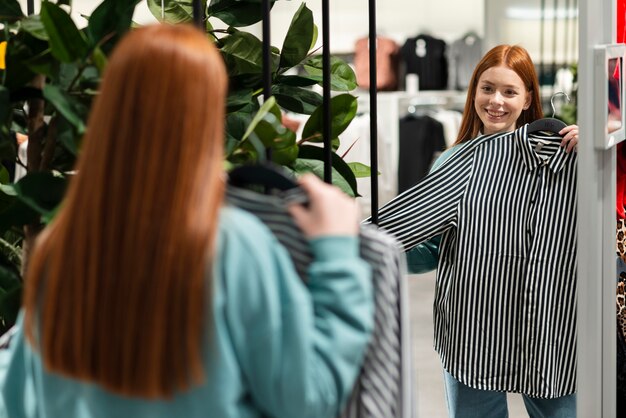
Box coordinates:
[617,0,626,219]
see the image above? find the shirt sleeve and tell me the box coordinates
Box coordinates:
[403,143,466,273]
[221,211,373,418]
[373,141,476,251]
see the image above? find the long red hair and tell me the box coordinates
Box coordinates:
[454,44,544,144]
[24,24,227,398]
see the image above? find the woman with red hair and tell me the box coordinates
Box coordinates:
[0,24,373,418]
[385,44,579,417]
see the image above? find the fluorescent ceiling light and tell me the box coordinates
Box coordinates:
[506,7,578,20]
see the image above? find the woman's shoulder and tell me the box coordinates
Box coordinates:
[216,206,287,264]
[218,205,276,244]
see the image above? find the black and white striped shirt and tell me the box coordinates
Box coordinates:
[226,186,413,418]
[373,124,577,398]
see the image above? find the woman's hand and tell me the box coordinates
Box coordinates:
[558,124,579,153]
[288,174,359,238]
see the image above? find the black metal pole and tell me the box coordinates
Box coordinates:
[369,0,379,224]
[551,0,559,99]
[322,0,332,183]
[27,0,35,15]
[563,0,571,66]
[192,0,204,29]
[262,0,272,161]
[539,0,545,87]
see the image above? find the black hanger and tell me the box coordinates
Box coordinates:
[228,162,299,192]
[527,117,567,135]
[527,91,570,135]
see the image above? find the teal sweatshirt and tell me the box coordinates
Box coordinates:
[0,206,373,418]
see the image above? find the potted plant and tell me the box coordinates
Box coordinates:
[0,0,368,333]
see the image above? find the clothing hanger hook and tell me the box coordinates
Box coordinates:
[550,91,571,118]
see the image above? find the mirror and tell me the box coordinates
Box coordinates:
[594,44,626,149]
[608,57,622,134]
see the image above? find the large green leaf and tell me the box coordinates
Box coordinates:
[221,31,264,75]
[20,15,48,41]
[0,0,23,22]
[227,88,254,113]
[0,196,38,233]
[252,119,298,165]
[24,49,58,79]
[291,153,358,197]
[297,145,358,196]
[4,33,47,90]
[56,114,79,155]
[43,85,86,134]
[272,84,322,115]
[40,2,89,63]
[304,56,358,91]
[10,171,67,216]
[0,167,8,185]
[241,96,280,141]
[275,75,319,87]
[147,0,196,24]
[347,162,373,178]
[279,3,313,69]
[0,87,9,126]
[0,251,21,290]
[301,93,358,142]
[0,280,22,332]
[208,0,275,27]
[235,97,299,165]
[87,0,141,49]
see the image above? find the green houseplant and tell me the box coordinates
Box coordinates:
[0,0,366,333]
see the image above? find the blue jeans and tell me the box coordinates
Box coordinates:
[443,370,577,418]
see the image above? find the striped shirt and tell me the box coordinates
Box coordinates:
[373,124,577,398]
[226,186,413,418]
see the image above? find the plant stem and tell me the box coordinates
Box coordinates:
[0,237,22,265]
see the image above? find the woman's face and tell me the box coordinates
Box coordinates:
[474,65,532,135]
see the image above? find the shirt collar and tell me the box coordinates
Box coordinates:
[515,124,575,173]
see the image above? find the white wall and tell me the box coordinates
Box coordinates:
[16,0,484,53]
[484,0,579,64]
[265,0,484,53]
[15,0,158,25]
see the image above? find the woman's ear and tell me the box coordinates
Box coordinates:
[523,94,532,111]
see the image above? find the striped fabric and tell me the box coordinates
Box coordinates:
[225,186,412,418]
[370,124,577,398]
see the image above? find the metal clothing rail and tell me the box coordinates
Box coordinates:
[322,0,332,183]
[192,0,381,218]
[368,0,379,224]
[192,0,204,28]
[261,0,272,161]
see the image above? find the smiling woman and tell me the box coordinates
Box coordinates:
[454,44,543,143]
[372,43,580,418]
[473,65,532,135]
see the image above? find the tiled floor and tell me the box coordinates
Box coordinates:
[408,271,528,418]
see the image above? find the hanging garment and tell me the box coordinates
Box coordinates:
[397,113,446,193]
[354,37,400,91]
[400,34,448,91]
[431,108,463,148]
[447,32,483,91]
[368,125,578,398]
[226,186,412,418]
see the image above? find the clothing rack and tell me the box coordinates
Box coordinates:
[192,0,381,217]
